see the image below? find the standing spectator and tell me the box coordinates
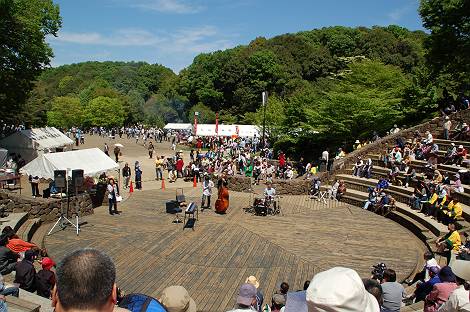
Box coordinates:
[104,143,109,156]
[176,157,184,178]
[443,116,452,140]
[226,283,257,312]
[51,249,118,312]
[113,145,120,163]
[148,142,154,159]
[321,149,329,172]
[122,163,131,189]
[135,161,142,190]
[107,178,119,215]
[36,257,56,298]
[380,269,405,312]
[29,175,40,198]
[155,156,164,181]
[14,250,37,292]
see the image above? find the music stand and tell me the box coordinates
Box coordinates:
[48,168,80,236]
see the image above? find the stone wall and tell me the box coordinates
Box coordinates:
[271,179,310,195]
[225,176,252,192]
[0,191,95,222]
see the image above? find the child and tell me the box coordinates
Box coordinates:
[36,257,56,298]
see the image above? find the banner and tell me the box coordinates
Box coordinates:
[215,112,219,135]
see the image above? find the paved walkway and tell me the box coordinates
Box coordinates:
[45,184,425,312]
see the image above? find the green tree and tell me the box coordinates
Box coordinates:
[0,0,61,122]
[188,103,216,123]
[83,96,125,127]
[47,96,84,128]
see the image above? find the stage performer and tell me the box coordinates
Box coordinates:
[215,175,229,214]
[264,182,277,211]
[201,175,214,209]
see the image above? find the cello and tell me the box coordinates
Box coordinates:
[215,178,229,214]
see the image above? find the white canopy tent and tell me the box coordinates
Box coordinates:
[195,124,260,138]
[164,123,192,131]
[20,148,119,180]
[0,127,73,163]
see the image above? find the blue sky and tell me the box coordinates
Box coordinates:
[48,0,424,72]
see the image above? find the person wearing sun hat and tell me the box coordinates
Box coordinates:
[159,285,196,312]
[306,267,380,311]
[245,276,264,312]
[226,283,257,311]
[36,257,56,298]
[437,260,470,311]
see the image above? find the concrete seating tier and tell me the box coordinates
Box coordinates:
[341,189,438,248]
[337,175,449,234]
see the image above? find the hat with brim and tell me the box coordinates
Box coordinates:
[459,145,464,149]
[355,140,360,144]
[272,294,286,306]
[451,260,470,281]
[160,286,196,312]
[245,275,260,288]
[306,267,379,312]
[237,283,257,306]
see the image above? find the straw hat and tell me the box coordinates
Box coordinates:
[245,276,260,289]
[160,286,196,312]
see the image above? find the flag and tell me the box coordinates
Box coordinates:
[215,112,219,135]
[194,114,198,135]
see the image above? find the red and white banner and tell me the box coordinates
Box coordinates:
[215,112,219,135]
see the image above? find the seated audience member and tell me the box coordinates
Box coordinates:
[362,158,373,179]
[328,180,339,200]
[434,260,470,311]
[52,248,119,312]
[0,274,19,297]
[363,187,378,210]
[14,249,37,292]
[407,251,440,286]
[377,178,389,192]
[245,276,263,312]
[36,257,56,299]
[2,226,41,254]
[436,223,462,264]
[451,173,464,193]
[454,145,468,166]
[423,266,457,312]
[270,294,285,312]
[363,278,383,306]
[306,267,379,312]
[336,181,346,200]
[226,283,257,312]
[380,269,405,312]
[413,266,440,303]
[159,285,196,312]
[440,198,463,225]
[352,157,363,177]
[0,233,18,275]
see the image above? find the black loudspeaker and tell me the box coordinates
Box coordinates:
[54,170,66,188]
[72,169,84,187]
[166,200,179,214]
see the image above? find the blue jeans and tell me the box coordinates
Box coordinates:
[1,286,19,297]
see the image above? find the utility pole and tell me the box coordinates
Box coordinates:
[262,91,268,148]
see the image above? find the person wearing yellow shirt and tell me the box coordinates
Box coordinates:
[436,222,462,264]
[441,198,463,225]
[155,156,164,181]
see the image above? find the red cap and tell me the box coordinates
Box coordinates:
[41,257,56,270]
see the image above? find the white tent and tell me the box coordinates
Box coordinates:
[20,148,119,180]
[164,123,192,131]
[195,124,260,138]
[0,127,74,163]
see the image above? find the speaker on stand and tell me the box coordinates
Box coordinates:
[72,169,84,195]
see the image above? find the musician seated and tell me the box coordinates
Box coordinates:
[264,182,277,210]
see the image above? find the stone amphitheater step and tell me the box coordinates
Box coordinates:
[401,301,424,311]
[16,218,41,243]
[434,138,470,150]
[5,295,40,312]
[337,173,470,227]
[0,212,28,232]
[343,187,445,238]
[16,289,53,312]
[30,223,50,249]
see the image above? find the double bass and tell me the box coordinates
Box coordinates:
[215,178,229,214]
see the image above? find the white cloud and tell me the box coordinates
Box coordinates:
[130,0,203,14]
[387,5,413,23]
[51,29,163,46]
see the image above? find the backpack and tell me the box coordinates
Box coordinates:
[118,293,167,312]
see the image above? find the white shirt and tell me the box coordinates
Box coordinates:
[438,285,469,312]
[107,184,119,199]
[202,180,214,196]
[264,187,276,198]
[321,150,329,162]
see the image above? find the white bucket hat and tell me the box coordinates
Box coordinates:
[306,267,379,312]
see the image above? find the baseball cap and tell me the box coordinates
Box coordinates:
[237,283,257,306]
[41,257,56,270]
[306,267,379,312]
[160,286,196,312]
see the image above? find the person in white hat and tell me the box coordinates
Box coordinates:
[443,116,452,140]
[306,267,380,312]
[437,260,470,311]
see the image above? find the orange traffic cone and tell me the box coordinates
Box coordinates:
[129,181,134,193]
[193,175,197,188]
[161,178,165,191]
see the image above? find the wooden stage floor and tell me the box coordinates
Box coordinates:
[45,187,425,312]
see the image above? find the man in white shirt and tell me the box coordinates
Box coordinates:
[201,175,214,209]
[321,149,329,172]
[443,116,452,140]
